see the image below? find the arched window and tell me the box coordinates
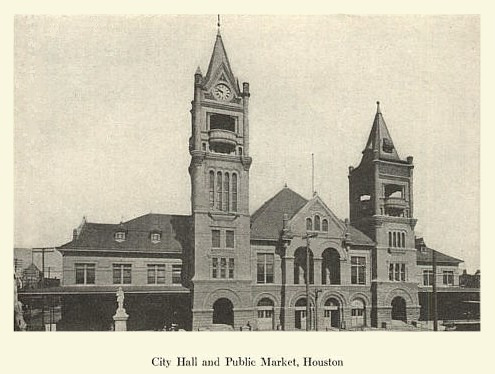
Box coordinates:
[322,248,340,285]
[216,172,223,210]
[209,171,215,208]
[306,218,313,231]
[397,232,401,248]
[223,173,230,212]
[257,298,274,330]
[388,232,392,247]
[393,232,397,247]
[314,215,321,231]
[322,219,328,232]
[401,233,406,248]
[231,173,238,212]
[294,247,314,285]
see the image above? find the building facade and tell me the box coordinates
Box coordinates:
[39,28,472,331]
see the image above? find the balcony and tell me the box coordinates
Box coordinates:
[383,197,407,209]
[209,129,237,154]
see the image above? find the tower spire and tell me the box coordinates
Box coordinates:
[204,19,235,85]
[362,101,400,161]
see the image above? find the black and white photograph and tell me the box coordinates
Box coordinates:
[3,3,492,374]
[13,13,480,333]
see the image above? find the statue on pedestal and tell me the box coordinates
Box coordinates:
[116,287,125,310]
[113,286,129,331]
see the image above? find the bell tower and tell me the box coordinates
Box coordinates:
[348,102,420,327]
[188,26,253,330]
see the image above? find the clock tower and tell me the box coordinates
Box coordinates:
[188,29,253,330]
[348,102,420,327]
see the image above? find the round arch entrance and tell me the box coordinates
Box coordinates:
[391,296,407,322]
[295,297,313,330]
[350,298,366,328]
[323,298,341,330]
[213,298,234,327]
[257,298,275,331]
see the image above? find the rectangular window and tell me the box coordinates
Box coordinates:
[352,309,364,317]
[351,256,366,285]
[212,257,234,279]
[75,263,95,285]
[258,310,273,318]
[389,263,406,282]
[257,253,275,284]
[150,233,161,242]
[443,270,454,286]
[228,258,234,279]
[172,264,182,284]
[423,270,434,286]
[212,230,221,248]
[113,264,132,284]
[212,258,218,278]
[226,230,235,248]
[147,264,166,284]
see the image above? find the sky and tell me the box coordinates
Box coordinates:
[14,15,479,272]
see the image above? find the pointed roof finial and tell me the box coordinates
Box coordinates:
[284,182,288,188]
[376,101,381,114]
[217,14,221,33]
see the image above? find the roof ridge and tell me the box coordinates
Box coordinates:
[251,187,308,221]
[428,247,463,262]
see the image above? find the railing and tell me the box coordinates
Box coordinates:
[208,129,237,145]
[383,197,407,208]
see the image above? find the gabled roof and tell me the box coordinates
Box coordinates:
[58,214,191,253]
[346,225,375,246]
[250,187,307,240]
[363,101,401,161]
[415,238,463,265]
[24,263,41,274]
[250,187,374,246]
[204,31,235,85]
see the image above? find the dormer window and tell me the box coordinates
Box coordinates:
[114,231,126,242]
[382,138,394,153]
[151,232,161,243]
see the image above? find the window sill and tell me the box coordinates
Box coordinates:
[208,212,239,221]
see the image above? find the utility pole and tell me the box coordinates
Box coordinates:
[33,247,54,330]
[302,232,317,331]
[311,153,315,196]
[432,249,438,331]
[315,289,322,331]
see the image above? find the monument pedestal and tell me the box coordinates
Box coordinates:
[113,309,129,331]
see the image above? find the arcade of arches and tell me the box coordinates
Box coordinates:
[293,247,342,285]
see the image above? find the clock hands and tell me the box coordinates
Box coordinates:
[214,84,231,100]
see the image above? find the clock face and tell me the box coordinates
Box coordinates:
[213,84,232,101]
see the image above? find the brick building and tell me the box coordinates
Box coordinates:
[48,28,471,331]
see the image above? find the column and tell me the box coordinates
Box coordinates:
[313,258,322,285]
[284,257,294,284]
